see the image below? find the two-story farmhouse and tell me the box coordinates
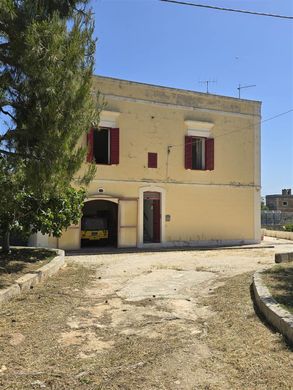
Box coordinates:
[30,76,261,250]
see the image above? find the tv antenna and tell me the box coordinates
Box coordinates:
[237,84,256,98]
[199,79,217,94]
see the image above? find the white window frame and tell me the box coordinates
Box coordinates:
[185,120,214,171]
[95,111,120,165]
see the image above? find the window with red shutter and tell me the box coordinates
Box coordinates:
[148,152,157,168]
[185,136,214,171]
[88,127,120,165]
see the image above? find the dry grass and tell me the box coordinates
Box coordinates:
[0,249,55,289]
[197,272,293,389]
[262,263,293,314]
[0,265,95,390]
[0,265,184,390]
[0,264,292,389]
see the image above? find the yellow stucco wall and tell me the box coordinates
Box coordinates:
[36,76,261,250]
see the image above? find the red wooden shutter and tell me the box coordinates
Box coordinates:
[205,138,214,170]
[148,152,157,168]
[185,136,193,169]
[86,128,94,162]
[110,128,119,165]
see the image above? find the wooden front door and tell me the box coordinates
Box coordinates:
[152,199,161,243]
[143,192,161,243]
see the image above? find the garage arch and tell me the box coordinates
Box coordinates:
[81,199,118,247]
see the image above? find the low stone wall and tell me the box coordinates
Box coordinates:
[0,248,65,306]
[253,270,293,345]
[275,252,293,264]
[262,228,293,241]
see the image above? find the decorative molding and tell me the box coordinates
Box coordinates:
[184,120,214,130]
[99,110,120,128]
[89,178,260,190]
[187,129,211,138]
[102,94,260,119]
[85,195,119,204]
[185,120,214,138]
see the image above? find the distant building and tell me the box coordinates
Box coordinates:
[266,189,293,212]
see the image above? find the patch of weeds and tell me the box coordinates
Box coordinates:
[78,376,92,384]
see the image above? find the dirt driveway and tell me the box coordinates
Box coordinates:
[1,238,293,389]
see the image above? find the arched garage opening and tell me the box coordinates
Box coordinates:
[81,200,118,247]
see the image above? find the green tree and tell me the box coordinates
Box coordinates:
[0,0,98,253]
[0,156,86,255]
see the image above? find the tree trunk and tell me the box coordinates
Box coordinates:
[2,230,11,254]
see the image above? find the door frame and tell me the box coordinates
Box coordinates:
[138,186,165,247]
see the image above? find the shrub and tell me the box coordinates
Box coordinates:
[284,224,293,232]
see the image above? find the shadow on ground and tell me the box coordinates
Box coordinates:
[0,249,54,289]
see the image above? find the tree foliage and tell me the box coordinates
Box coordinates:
[0,0,98,252]
[0,156,86,237]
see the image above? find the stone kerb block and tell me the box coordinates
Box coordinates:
[0,248,65,306]
[37,255,65,281]
[16,273,40,292]
[275,252,293,263]
[253,271,293,345]
[0,284,21,305]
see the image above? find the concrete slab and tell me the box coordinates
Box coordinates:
[117,269,214,301]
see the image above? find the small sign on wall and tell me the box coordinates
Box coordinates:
[165,215,171,222]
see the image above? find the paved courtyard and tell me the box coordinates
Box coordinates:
[0,238,293,389]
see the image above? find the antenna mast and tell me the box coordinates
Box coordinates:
[237,84,256,98]
[199,79,217,94]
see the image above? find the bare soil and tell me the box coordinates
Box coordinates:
[0,246,292,389]
[0,249,55,289]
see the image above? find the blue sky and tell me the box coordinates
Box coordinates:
[92,0,293,196]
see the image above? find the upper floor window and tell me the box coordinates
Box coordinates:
[185,136,214,171]
[94,128,109,164]
[184,120,214,171]
[87,127,119,165]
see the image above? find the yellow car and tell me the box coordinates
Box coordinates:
[81,229,108,240]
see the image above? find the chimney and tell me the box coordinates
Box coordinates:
[282,189,291,195]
